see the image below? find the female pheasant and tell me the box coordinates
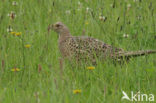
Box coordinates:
[51,22,156,64]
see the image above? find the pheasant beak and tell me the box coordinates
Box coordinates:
[52,24,54,28]
[48,24,53,32]
[51,24,57,30]
[51,24,54,29]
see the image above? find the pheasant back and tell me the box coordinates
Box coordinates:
[59,36,124,64]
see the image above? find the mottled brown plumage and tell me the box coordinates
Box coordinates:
[51,22,156,64]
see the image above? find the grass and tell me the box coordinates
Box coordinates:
[0,0,156,103]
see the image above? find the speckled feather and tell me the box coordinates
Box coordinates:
[59,36,124,62]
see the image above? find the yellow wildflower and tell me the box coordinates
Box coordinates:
[85,21,89,25]
[11,68,21,72]
[15,32,21,36]
[24,44,31,48]
[87,66,95,70]
[73,89,81,94]
[10,32,16,35]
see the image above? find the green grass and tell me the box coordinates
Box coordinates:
[0,0,156,103]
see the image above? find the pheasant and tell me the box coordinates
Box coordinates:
[51,22,156,64]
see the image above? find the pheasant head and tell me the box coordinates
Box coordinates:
[52,22,71,37]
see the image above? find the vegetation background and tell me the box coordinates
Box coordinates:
[0,0,156,103]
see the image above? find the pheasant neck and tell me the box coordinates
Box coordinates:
[59,31,71,42]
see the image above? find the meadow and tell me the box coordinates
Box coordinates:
[0,0,156,103]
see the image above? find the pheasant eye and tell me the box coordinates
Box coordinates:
[56,24,60,27]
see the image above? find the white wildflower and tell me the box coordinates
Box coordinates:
[7,26,13,32]
[12,1,18,6]
[99,16,106,21]
[65,10,71,14]
[123,34,129,38]
[110,4,113,7]
[133,0,138,2]
[86,7,90,13]
[78,1,81,5]
[127,4,131,8]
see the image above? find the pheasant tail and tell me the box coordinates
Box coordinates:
[118,50,156,58]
